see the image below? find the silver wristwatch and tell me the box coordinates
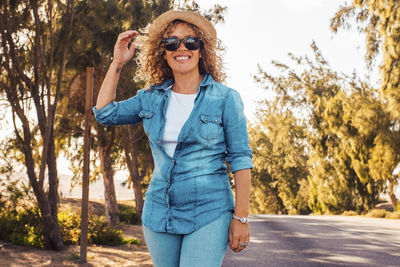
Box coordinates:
[232,214,249,224]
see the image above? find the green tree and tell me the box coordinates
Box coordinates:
[254,43,394,214]
[331,0,400,209]
[249,107,309,215]
[0,0,81,249]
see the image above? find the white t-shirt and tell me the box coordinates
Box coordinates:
[162,91,197,157]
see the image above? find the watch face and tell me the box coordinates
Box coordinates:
[240,218,246,223]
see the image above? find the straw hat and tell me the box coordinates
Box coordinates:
[148,10,217,47]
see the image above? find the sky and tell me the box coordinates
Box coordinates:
[195,0,378,122]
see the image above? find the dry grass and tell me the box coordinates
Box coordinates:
[340,202,400,219]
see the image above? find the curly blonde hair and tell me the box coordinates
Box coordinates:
[135,20,225,87]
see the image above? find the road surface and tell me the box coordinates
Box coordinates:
[222,215,400,267]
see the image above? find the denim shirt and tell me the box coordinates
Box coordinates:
[93,74,253,234]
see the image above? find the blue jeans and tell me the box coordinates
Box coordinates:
[143,211,232,267]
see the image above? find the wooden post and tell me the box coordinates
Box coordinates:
[80,67,94,263]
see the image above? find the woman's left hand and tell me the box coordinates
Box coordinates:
[229,218,250,252]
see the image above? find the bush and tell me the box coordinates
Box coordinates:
[0,206,43,248]
[0,207,131,248]
[88,215,124,246]
[118,203,137,225]
[123,237,141,245]
[58,211,81,245]
[0,199,139,248]
[59,212,127,246]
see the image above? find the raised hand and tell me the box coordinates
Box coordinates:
[113,30,138,67]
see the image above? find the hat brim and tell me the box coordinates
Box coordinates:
[149,10,217,46]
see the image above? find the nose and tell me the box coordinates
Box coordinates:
[177,40,187,51]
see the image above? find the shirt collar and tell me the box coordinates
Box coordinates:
[150,74,215,92]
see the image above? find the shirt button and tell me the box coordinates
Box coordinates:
[167,183,171,188]
[172,159,175,162]
[157,140,160,144]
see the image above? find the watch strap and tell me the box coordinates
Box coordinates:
[232,214,249,224]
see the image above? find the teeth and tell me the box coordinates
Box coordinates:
[175,56,189,60]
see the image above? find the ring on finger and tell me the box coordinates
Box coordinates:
[239,241,249,248]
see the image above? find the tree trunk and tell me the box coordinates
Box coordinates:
[132,177,144,223]
[121,124,153,223]
[47,133,59,220]
[98,128,120,227]
[272,185,287,214]
[22,127,64,250]
[35,188,64,250]
[123,137,144,223]
[388,178,398,211]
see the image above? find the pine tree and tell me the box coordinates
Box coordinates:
[253,43,391,214]
[331,0,400,210]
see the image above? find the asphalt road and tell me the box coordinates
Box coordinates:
[222,215,400,267]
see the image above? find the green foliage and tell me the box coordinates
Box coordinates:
[118,203,137,225]
[332,1,400,117]
[249,110,310,215]
[0,180,43,248]
[0,207,44,248]
[58,211,81,245]
[250,178,282,214]
[59,210,135,246]
[1,206,138,247]
[174,0,227,24]
[123,237,141,245]
[253,42,397,214]
[331,0,400,209]
[88,215,124,246]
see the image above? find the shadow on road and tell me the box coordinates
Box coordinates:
[222,215,400,267]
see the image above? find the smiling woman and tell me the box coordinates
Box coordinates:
[162,23,202,85]
[135,13,225,87]
[92,9,253,267]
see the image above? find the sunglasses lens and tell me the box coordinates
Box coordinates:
[185,37,202,50]
[164,38,180,51]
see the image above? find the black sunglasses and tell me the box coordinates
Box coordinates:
[162,36,203,51]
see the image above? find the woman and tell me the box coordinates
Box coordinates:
[93,9,253,267]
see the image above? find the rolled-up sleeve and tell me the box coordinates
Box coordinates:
[93,89,144,126]
[223,89,253,173]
